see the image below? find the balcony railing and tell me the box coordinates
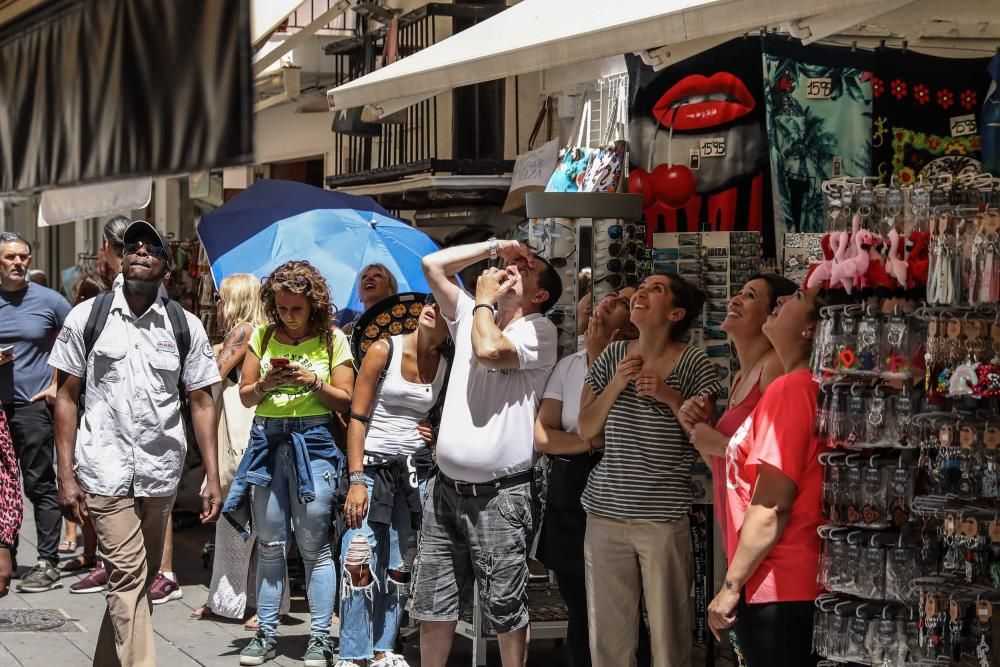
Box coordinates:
[324,3,513,188]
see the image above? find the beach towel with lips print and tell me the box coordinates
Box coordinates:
[870,47,991,186]
[626,37,774,253]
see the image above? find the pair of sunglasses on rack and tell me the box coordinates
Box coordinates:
[597,273,639,289]
[607,224,645,241]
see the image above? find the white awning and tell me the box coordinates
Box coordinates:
[327,0,890,111]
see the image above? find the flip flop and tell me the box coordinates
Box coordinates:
[58,540,77,554]
[191,605,214,620]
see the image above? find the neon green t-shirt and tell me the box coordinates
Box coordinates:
[249,326,353,418]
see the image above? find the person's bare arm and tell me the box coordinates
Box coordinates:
[422,240,534,320]
[343,341,389,527]
[216,322,253,378]
[188,387,221,523]
[53,371,87,524]
[534,399,590,455]
[708,464,797,639]
[316,362,354,413]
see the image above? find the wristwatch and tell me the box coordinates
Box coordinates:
[488,236,498,262]
[349,471,367,486]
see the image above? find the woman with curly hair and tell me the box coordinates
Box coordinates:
[224,261,355,667]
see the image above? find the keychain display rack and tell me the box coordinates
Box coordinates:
[808,173,1000,667]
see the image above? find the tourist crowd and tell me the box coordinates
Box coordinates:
[0,221,829,667]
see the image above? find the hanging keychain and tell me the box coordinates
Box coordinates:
[948,599,965,663]
[973,600,992,667]
[950,318,982,397]
[881,306,910,378]
[983,424,1000,498]
[856,306,880,374]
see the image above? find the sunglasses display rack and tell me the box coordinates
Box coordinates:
[529,217,581,360]
[806,175,1000,667]
[592,219,651,305]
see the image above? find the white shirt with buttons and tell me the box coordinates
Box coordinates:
[49,287,221,497]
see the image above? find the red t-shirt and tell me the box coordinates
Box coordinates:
[724,369,825,604]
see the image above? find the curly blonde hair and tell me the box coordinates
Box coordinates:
[261,261,339,353]
[220,273,267,330]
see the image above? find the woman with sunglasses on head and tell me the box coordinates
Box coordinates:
[707,288,827,667]
[225,261,355,667]
[337,293,452,667]
[343,264,400,336]
[678,274,797,553]
[578,273,721,667]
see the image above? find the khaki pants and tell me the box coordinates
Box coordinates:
[584,513,692,667]
[87,493,175,667]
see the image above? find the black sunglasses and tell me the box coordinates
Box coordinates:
[609,241,638,258]
[124,240,170,263]
[607,258,637,274]
[598,273,639,289]
[423,293,437,307]
[546,247,576,270]
[547,309,567,325]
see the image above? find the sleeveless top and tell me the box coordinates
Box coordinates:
[365,335,447,456]
[712,371,764,554]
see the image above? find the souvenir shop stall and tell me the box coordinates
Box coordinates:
[511,30,1000,667]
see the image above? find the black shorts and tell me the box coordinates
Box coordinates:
[410,475,537,634]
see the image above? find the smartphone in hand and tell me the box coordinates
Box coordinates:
[270,357,290,368]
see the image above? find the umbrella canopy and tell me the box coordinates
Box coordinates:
[198,180,439,322]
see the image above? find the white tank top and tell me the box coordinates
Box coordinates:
[365,335,447,456]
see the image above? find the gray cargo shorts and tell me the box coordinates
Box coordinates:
[410,473,538,633]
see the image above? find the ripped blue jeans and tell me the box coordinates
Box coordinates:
[252,435,340,638]
[338,468,427,660]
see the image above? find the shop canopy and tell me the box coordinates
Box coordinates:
[0,0,253,195]
[327,0,905,111]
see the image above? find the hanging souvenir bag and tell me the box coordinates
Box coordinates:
[502,97,559,215]
[545,93,594,193]
[581,78,628,193]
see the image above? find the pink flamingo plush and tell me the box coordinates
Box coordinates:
[885,228,908,288]
[806,233,839,289]
[830,230,873,294]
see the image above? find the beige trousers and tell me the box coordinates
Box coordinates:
[87,493,175,667]
[584,513,693,667]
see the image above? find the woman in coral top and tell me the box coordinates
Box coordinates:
[707,287,827,667]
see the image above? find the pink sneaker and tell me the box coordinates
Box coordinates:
[150,572,183,605]
[69,560,108,594]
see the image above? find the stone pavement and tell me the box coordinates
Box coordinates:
[0,499,575,666]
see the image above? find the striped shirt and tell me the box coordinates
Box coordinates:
[582,341,721,522]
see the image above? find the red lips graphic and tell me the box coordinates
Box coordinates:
[652,72,756,131]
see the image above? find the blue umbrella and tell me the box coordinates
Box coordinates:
[198,179,440,322]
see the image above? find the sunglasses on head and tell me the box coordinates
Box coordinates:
[423,293,438,307]
[123,240,170,262]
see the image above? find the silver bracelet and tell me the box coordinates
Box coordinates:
[349,471,367,486]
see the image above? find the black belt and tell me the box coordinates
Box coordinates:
[437,469,536,498]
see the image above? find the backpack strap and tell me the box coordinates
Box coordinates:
[349,336,393,426]
[259,324,277,355]
[82,291,115,359]
[161,298,191,369]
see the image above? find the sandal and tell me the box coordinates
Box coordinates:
[58,540,77,554]
[243,614,260,631]
[191,605,214,620]
[61,554,95,572]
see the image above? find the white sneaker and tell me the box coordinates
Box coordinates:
[371,652,409,667]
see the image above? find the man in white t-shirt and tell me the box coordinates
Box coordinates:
[410,238,560,667]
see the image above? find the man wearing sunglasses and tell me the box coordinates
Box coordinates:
[412,238,560,667]
[49,221,222,666]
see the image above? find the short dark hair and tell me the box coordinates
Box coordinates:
[535,257,563,314]
[103,216,131,255]
[659,273,706,341]
[747,273,798,311]
[0,231,30,255]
